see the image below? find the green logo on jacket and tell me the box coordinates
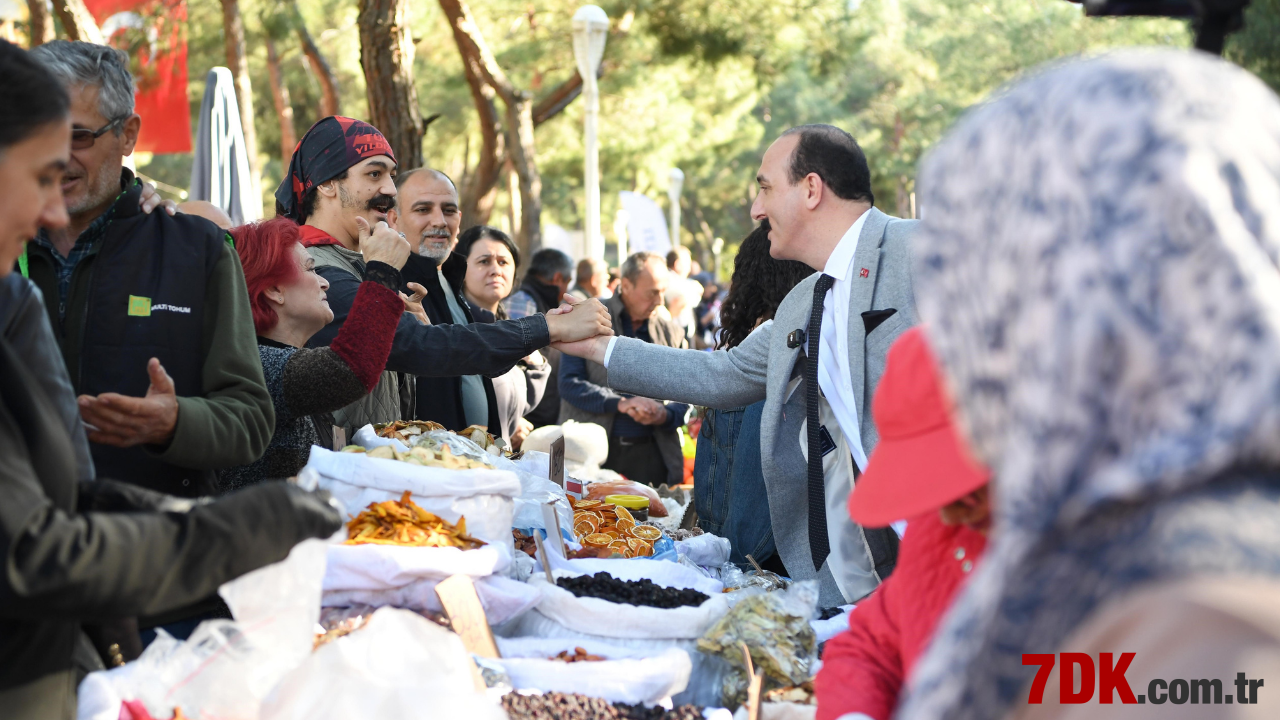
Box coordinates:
[127,295,151,317]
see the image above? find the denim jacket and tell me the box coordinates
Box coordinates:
[694,401,775,566]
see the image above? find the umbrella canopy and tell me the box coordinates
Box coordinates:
[189,67,259,226]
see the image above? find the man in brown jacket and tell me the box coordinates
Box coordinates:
[559,251,690,486]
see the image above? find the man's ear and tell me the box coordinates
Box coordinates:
[121,114,142,157]
[317,178,340,199]
[803,172,824,211]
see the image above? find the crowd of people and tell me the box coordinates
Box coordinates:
[4,30,1280,720]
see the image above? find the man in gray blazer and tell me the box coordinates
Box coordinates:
[554,125,917,606]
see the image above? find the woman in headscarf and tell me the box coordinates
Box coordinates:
[898,49,1280,719]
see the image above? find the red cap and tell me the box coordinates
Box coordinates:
[849,326,990,527]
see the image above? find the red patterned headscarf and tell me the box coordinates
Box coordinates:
[274,116,396,221]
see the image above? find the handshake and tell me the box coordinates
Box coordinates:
[544,294,614,346]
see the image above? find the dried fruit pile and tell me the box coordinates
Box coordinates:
[345,491,487,549]
[569,498,664,558]
[341,442,492,470]
[548,646,606,663]
[374,420,509,455]
[500,693,703,720]
[555,572,709,609]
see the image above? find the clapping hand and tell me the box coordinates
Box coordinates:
[78,357,179,447]
[618,396,668,426]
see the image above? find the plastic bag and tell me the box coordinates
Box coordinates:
[77,539,330,720]
[522,420,609,467]
[719,562,789,592]
[494,612,730,708]
[306,445,519,570]
[260,607,506,720]
[676,534,732,568]
[697,580,821,708]
[491,637,692,705]
[525,570,729,640]
[322,573,542,626]
[584,479,669,517]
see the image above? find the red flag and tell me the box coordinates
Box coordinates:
[84,0,191,154]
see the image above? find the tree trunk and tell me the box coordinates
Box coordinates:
[450,8,503,229]
[27,0,55,46]
[51,0,102,44]
[220,0,262,214]
[292,1,339,118]
[265,37,296,165]
[504,95,542,252]
[358,0,423,170]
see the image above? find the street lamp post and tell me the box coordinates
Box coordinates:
[667,167,684,248]
[572,5,609,260]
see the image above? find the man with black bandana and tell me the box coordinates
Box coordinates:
[277,117,613,433]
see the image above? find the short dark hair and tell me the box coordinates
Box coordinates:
[526,248,574,282]
[293,168,348,222]
[0,40,70,153]
[781,124,874,206]
[456,224,521,269]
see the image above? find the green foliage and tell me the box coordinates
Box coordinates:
[143,0,1280,271]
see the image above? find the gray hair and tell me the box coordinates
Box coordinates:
[620,251,664,282]
[30,41,135,129]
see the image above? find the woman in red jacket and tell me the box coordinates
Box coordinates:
[814,327,991,720]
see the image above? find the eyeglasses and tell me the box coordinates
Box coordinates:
[71,117,126,150]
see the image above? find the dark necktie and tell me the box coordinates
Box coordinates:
[806,273,836,570]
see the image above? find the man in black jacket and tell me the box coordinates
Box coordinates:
[393,168,498,431]
[0,39,342,719]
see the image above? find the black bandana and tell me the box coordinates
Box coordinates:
[274,116,396,220]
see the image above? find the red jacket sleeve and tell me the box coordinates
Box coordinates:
[814,575,905,720]
[327,281,402,391]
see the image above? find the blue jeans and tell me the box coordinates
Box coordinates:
[694,401,776,566]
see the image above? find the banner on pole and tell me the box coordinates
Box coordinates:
[85,0,192,154]
[618,191,671,256]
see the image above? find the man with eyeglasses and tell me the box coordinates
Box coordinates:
[21,40,273,508]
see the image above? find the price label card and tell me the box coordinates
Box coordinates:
[549,432,566,488]
[434,574,500,659]
[541,502,568,559]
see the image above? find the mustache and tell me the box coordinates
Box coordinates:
[421,229,450,240]
[366,194,396,213]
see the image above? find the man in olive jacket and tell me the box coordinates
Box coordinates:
[23,41,273,498]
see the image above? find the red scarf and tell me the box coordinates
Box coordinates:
[298,224,345,248]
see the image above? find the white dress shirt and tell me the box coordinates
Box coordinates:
[811,210,871,473]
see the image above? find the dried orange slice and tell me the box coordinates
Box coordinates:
[608,540,629,553]
[574,500,604,511]
[604,529,620,540]
[614,505,635,523]
[615,518,636,534]
[631,525,663,541]
[627,538,653,557]
[582,533,613,548]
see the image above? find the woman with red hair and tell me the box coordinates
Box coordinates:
[217,216,410,490]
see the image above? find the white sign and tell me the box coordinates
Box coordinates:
[618,191,671,256]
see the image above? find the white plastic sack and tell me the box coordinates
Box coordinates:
[676,534,732,569]
[523,420,608,467]
[527,570,729,640]
[351,424,410,452]
[732,703,818,720]
[492,637,692,705]
[260,607,506,720]
[322,574,542,626]
[811,606,854,645]
[306,445,518,569]
[544,552,725,596]
[77,539,330,720]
